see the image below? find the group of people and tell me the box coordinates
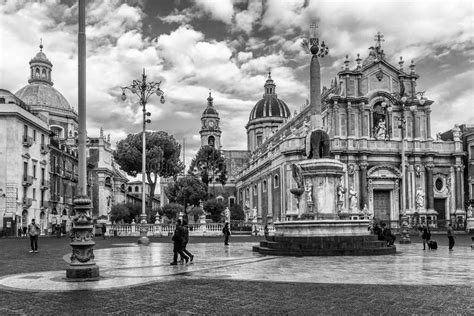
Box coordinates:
[170,220,231,265]
[420,223,456,251]
[372,222,396,246]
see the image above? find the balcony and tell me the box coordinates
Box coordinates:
[22,175,33,186]
[40,144,49,154]
[23,135,33,147]
[22,197,33,208]
[40,180,50,190]
[41,201,50,209]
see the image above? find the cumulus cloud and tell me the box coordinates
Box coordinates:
[194,0,234,24]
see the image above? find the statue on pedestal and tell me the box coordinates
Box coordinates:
[452,124,462,141]
[337,181,346,203]
[374,119,387,140]
[467,205,472,218]
[252,207,258,220]
[415,187,425,209]
[349,186,358,212]
[305,179,313,203]
[224,207,231,223]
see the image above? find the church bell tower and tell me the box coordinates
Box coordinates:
[199,91,221,148]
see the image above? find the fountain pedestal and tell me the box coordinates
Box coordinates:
[253,159,396,256]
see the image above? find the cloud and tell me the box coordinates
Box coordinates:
[193,0,234,24]
[233,0,263,34]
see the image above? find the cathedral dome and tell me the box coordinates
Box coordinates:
[15,83,72,111]
[15,42,72,112]
[249,73,290,121]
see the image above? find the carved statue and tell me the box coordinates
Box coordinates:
[292,164,304,188]
[307,130,330,159]
[452,124,462,141]
[415,187,425,209]
[337,181,346,203]
[305,180,313,203]
[252,207,257,219]
[224,207,231,222]
[349,186,358,212]
[467,205,473,218]
[374,119,386,140]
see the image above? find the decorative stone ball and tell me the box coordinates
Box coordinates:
[310,45,319,55]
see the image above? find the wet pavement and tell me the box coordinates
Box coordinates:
[1,241,472,292]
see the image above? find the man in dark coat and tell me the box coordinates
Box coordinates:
[170,219,189,265]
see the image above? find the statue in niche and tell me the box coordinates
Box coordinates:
[467,205,473,218]
[306,130,330,159]
[374,119,387,140]
[252,207,257,219]
[348,186,358,212]
[372,103,387,139]
[415,187,425,209]
[305,179,313,203]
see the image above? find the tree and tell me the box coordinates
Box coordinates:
[114,131,184,222]
[165,176,208,208]
[203,199,226,223]
[188,146,227,192]
[230,204,245,221]
[110,203,141,223]
[161,203,184,222]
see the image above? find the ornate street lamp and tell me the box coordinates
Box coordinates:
[121,68,165,245]
[387,84,426,244]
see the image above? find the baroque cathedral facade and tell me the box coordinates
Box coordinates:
[199,34,468,228]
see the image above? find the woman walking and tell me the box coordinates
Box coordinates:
[222,223,231,246]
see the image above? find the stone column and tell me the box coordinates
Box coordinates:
[359,161,368,209]
[413,111,420,139]
[334,103,339,136]
[455,164,463,211]
[425,162,434,211]
[426,109,431,139]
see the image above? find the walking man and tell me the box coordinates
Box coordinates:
[222,222,231,246]
[28,218,40,253]
[170,219,189,265]
[180,220,194,264]
[447,223,455,251]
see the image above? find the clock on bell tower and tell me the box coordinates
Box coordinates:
[199,91,221,148]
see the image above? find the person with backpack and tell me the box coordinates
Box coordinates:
[170,219,189,265]
[180,220,194,264]
[222,222,231,246]
[421,224,431,250]
[27,218,40,253]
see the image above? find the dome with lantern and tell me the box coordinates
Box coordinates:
[15,43,73,113]
[248,73,290,121]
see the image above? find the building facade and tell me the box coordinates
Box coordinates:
[232,35,467,228]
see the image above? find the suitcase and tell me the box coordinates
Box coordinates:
[428,240,438,250]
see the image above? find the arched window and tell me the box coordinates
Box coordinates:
[274,174,279,188]
[62,209,67,216]
[135,186,139,192]
[262,180,267,192]
[35,68,40,78]
[0,97,5,104]
[208,136,215,147]
[128,186,132,192]
[41,69,46,78]
[372,102,387,140]
[105,177,112,187]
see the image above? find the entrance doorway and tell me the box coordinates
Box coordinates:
[434,198,446,228]
[373,190,391,221]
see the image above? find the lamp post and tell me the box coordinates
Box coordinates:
[387,87,426,244]
[121,68,165,245]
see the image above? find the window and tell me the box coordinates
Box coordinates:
[33,165,36,178]
[41,168,45,183]
[23,162,28,177]
[470,146,474,159]
[392,114,401,138]
[135,186,139,192]
[349,113,356,136]
[33,130,36,141]
[256,133,263,147]
[253,184,257,195]
[406,117,413,138]
[41,134,45,145]
[435,178,443,191]
[33,188,36,200]
[128,187,132,192]
[229,197,235,206]
[262,180,267,192]
[0,97,5,104]
[274,174,279,188]
[340,113,347,136]
[24,125,28,137]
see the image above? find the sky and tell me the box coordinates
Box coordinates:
[0,0,473,171]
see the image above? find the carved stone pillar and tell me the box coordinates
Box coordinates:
[425,162,434,211]
[455,164,463,211]
[359,161,368,209]
[334,103,339,136]
[67,196,99,279]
